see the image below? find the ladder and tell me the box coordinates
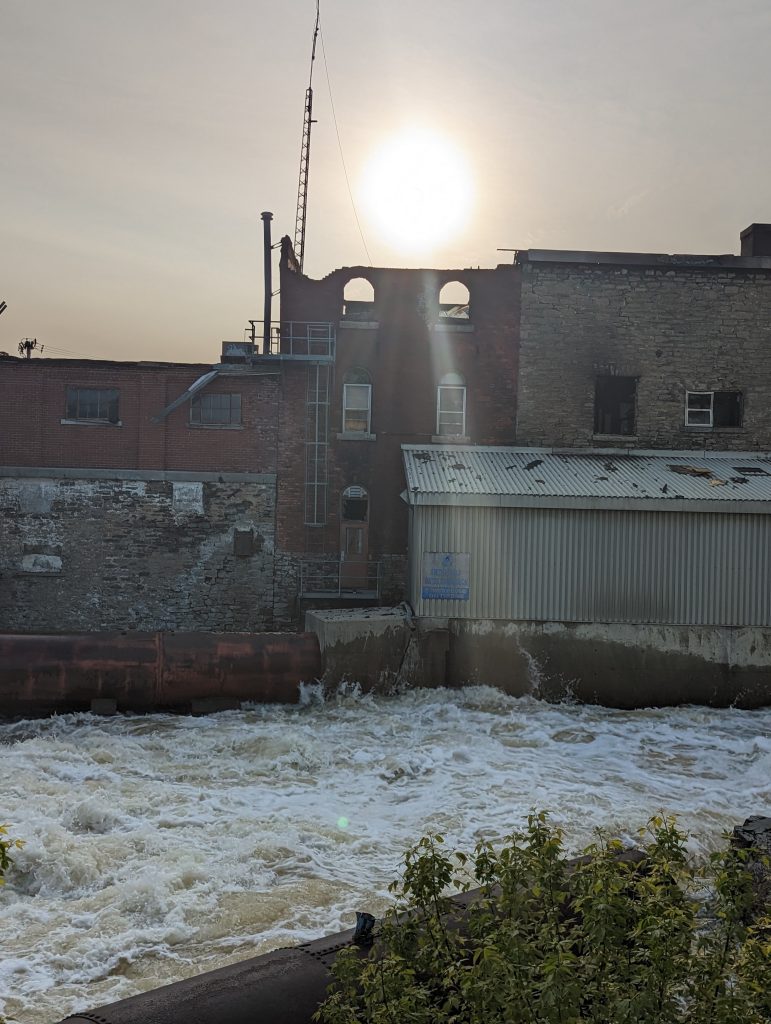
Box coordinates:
[304,361,331,527]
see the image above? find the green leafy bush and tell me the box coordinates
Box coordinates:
[318,813,771,1024]
[0,824,24,886]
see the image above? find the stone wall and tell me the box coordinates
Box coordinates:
[0,469,284,634]
[517,262,771,449]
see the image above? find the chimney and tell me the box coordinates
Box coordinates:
[261,211,273,354]
[740,223,771,257]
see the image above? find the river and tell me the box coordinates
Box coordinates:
[2,685,770,1024]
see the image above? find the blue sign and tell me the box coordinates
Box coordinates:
[421,552,470,601]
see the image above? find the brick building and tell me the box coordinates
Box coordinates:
[276,237,520,606]
[0,358,287,632]
[516,224,771,449]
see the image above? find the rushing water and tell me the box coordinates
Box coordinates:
[2,685,770,1024]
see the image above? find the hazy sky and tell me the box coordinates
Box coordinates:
[2,0,770,363]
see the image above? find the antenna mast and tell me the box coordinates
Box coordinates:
[294,1,320,272]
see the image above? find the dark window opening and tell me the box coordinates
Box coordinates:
[190,392,241,426]
[342,485,368,522]
[713,391,742,427]
[66,386,119,423]
[594,376,636,436]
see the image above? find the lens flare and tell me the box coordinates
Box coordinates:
[359,127,473,254]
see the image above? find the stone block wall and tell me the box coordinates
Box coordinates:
[0,470,287,634]
[517,262,771,449]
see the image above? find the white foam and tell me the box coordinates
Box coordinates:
[2,688,769,1023]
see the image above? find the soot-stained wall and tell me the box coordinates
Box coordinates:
[0,471,290,634]
[516,258,771,449]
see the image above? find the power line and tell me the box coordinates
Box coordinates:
[319,27,373,267]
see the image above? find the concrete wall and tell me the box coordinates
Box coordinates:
[447,618,771,708]
[305,607,449,693]
[0,469,290,633]
[517,261,771,449]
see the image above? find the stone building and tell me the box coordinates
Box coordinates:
[516,224,771,449]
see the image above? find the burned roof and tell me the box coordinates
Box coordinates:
[402,446,771,513]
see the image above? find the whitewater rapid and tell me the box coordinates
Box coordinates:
[2,686,770,1024]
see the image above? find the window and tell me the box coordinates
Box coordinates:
[685,391,742,429]
[342,277,376,321]
[437,373,467,437]
[342,369,372,434]
[65,386,119,423]
[594,376,636,436]
[438,280,470,319]
[342,484,368,521]
[190,392,241,426]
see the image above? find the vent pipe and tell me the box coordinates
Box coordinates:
[261,211,273,354]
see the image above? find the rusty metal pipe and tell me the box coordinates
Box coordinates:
[0,632,321,717]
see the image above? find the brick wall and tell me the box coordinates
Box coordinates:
[517,261,771,449]
[0,471,287,633]
[0,359,280,473]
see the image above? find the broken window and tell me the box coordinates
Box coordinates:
[341,484,368,522]
[65,386,119,423]
[342,368,372,434]
[342,277,376,321]
[439,280,470,320]
[437,373,467,437]
[685,391,742,428]
[594,376,636,436]
[190,393,241,426]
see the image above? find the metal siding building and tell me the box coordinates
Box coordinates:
[403,447,771,627]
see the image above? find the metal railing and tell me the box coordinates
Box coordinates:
[243,323,333,364]
[299,557,381,598]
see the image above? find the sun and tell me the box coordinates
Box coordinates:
[359,127,473,254]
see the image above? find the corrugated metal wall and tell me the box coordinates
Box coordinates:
[409,505,771,626]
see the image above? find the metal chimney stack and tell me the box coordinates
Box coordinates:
[261,211,273,354]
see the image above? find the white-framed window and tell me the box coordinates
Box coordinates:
[190,392,241,426]
[685,390,742,428]
[437,373,467,437]
[65,386,120,423]
[342,368,372,434]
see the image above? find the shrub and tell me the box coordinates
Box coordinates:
[318,813,771,1024]
[0,824,24,886]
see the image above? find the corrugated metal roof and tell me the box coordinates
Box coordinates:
[402,446,771,510]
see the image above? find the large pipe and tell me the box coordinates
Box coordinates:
[262,211,273,354]
[0,631,321,717]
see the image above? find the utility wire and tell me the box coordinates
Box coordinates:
[319,27,373,267]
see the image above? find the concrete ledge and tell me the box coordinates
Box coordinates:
[305,606,449,693]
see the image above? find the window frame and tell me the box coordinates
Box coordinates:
[685,390,743,429]
[342,382,372,435]
[436,382,467,437]
[64,386,120,425]
[593,375,637,437]
[189,392,242,428]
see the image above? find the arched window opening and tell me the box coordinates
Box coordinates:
[341,485,369,522]
[342,367,372,434]
[437,372,467,437]
[439,281,470,320]
[342,277,376,321]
